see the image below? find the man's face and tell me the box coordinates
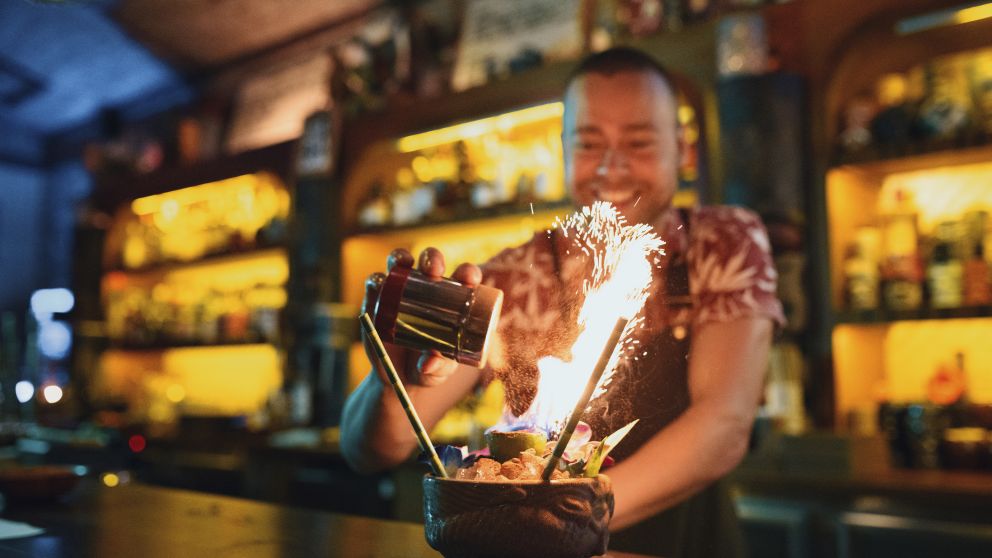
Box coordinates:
[562,70,680,226]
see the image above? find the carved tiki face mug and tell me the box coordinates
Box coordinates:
[423,475,614,558]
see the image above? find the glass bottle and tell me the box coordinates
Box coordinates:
[881,189,923,310]
[844,241,880,311]
[963,241,991,306]
[927,241,962,309]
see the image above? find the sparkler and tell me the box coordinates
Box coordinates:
[499,202,665,437]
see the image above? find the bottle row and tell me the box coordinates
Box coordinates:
[836,46,992,163]
[843,195,992,312]
[105,174,290,271]
[356,130,567,229]
[104,283,284,349]
[880,400,992,472]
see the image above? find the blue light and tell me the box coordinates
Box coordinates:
[30,288,74,320]
[38,320,72,360]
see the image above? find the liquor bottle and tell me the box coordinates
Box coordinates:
[963,241,991,306]
[843,240,880,311]
[870,73,912,159]
[880,189,923,310]
[927,241,962,309]
[917,55,976,146]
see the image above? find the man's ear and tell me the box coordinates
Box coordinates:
[676,121,688,166]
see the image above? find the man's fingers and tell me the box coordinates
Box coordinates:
[451,262,482,287]
[362,273,385,316]
[418,247,445,278]
[417,352,456,387]
[387,249,414,272]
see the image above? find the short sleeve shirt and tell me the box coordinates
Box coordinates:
[480,205,785,421]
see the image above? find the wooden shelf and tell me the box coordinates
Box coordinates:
[830,143,992,179]
[345,200,573,239]
[836,306,992,325]
[106,246,287,276]
[104,342,276,354]
[107,340,277,352]
[91,140,297,213]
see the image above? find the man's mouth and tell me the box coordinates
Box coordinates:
[595,190,638,207]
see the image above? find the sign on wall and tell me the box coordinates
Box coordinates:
[452,0,583,92]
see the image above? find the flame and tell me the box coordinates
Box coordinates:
[496,202,665,437]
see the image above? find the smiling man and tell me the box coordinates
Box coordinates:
[342,47,784,558]
[563,55,681,226]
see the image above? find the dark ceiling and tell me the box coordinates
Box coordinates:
[0,0,378,165]
[113,0,377,72]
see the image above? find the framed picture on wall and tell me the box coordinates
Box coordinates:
[451,0,584,91]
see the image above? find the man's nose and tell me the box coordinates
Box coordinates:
[595,148,630,178]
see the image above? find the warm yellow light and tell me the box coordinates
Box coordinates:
[97,344,283,418]
[955,3,992,25]
[163,248,288,292]
[834,318,992,424]
[132,174,263,215]
[161,345,282,415]
[396,103,563,153]
[884,318,992,403]
[103,473,120,488]
[896,3,992,33]
[879,160,992,234]
[166,384,186,403]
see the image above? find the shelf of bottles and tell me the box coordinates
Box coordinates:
[343,103,563,445]
[95,173,290,422]
[347,102,568,233]
[104,172,290,271]
[831,156,992,318]
[827,147,992,460]
[834,46,992,166]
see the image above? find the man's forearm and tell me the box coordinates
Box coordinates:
[340,363,482,473]
[604,318,772,529]
[606,401,752,530]
[340,372,419,473]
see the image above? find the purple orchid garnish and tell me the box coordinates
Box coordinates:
[560,422,592,462]
[418,445,469,476]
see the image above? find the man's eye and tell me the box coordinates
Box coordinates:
[575,141,604,151]
[625,139,656,151]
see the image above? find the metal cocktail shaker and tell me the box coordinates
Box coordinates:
[370,267,503,368]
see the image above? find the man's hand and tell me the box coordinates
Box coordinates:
[362,246,483,387]
[343,246,485,472]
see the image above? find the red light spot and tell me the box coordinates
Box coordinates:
[128,435,146,453]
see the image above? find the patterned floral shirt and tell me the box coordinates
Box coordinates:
[480,205,785,420]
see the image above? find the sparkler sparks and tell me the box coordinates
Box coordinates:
[496,202,665,437]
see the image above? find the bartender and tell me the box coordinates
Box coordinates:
[342,47,784,558]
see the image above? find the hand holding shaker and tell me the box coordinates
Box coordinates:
[370,266,503,368]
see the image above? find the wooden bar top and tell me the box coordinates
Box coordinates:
[0,480,659,558]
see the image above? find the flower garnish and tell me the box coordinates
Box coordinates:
[583,419,637,477]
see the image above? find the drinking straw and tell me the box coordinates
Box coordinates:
[542,317,629,481]
[360,312,448,478]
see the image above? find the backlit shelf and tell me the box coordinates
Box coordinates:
[107,340,279,352]
[346,200,573,238]
[107,244,287,275]
[836,306,992,325]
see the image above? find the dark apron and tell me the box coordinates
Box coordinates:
[550,211,746,558]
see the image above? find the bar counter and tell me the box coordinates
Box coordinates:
[0,479,658,558]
